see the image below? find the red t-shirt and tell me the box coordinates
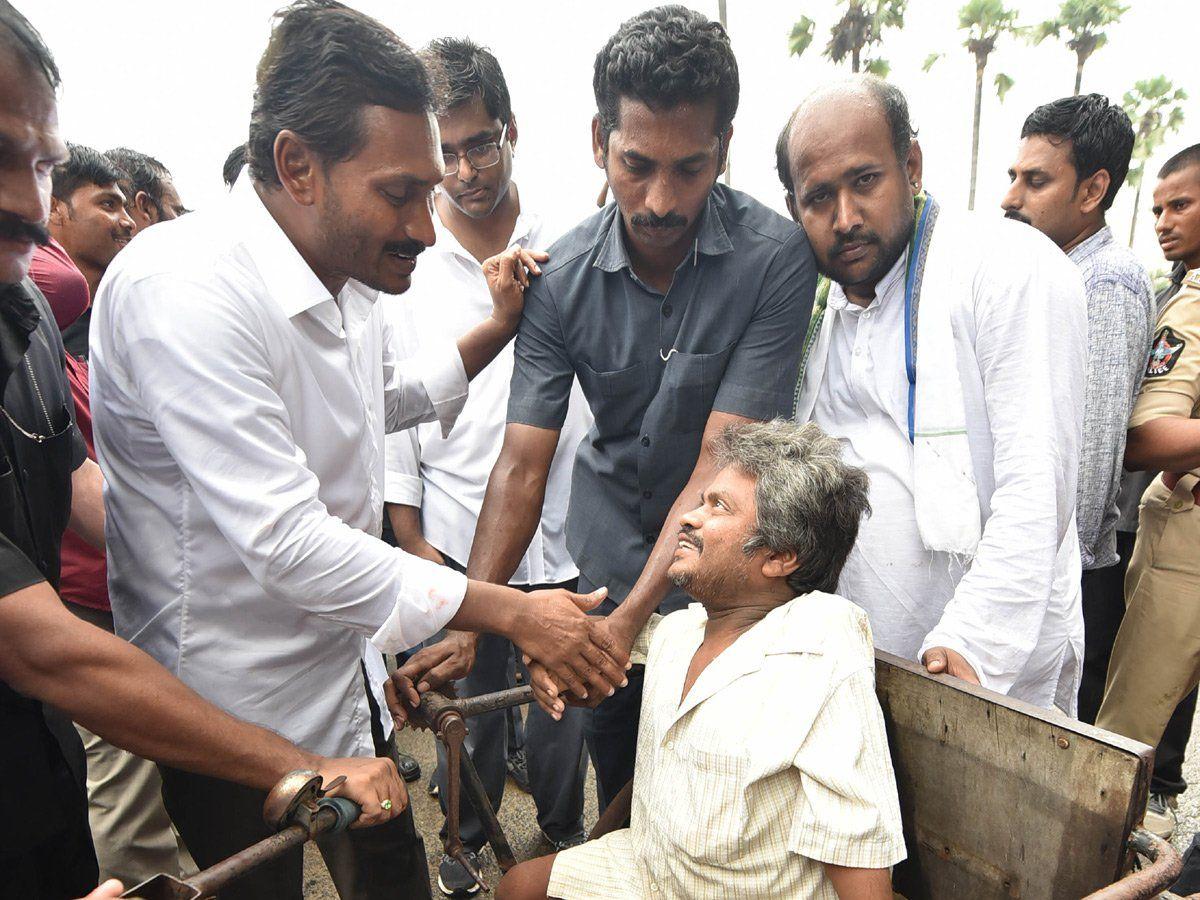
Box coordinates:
[29,242,109,611]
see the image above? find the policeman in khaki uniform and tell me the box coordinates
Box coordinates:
[1097,265,1200,758]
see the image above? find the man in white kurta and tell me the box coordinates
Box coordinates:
[499,420,906,900]
[782,77,1087,713]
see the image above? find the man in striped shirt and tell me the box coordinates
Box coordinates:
[498,421,905,900]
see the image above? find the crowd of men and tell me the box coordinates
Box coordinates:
[1,0,1198,898]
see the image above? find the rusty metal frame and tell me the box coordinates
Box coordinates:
[1084,829,1183,899]
[408,684,536,894]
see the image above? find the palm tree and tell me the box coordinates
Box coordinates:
[926,0,1019,210]
[1123,77,1187,246]
[788,0,906,77]
[1032,0,1127,95]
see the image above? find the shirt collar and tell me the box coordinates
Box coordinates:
[430,200,541,263]
[593,188,734,275]
[233,176,378,319]
[1066,224,1113,264]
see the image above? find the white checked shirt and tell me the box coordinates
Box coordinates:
[383,209,590,583]
[90,177,471,757]
[548,593,906,900]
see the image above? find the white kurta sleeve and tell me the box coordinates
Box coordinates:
[381,300,427,507]
[114,274,466,652]
[919,229,1086,693]
[381,297,466,438]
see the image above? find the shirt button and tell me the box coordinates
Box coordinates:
[662,303,673,318]
[853,347,863,356]
[650,884,660,894]
[643,490,653,499]
[665,740,674,751]
[1174,500,1184,511]
[641,435,651,447]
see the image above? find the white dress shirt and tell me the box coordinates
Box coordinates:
[383,209,590,583]
[548,594,906,899]
[802,215,1086,712]
[90,177,471,757]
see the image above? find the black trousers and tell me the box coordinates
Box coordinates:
[1080,530,1196,796]
[159,673,431,900]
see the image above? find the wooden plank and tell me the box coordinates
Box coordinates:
[874,651,1154,900]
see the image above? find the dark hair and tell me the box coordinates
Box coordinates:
[223,143,247,188]
[105,147,171,214]
[593,5,738,146]
[1160,143,1200,180]
[52,142,124,205]
[775,76,914,198]
[1021,93,1134,212]
[0,0,59,89]
[423,36,511,125]
[248,0,436,187]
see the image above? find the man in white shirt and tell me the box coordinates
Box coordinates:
[89,4,627,898]
[499,420,906,900]
[381,38,592,897]
[777,77,1087,713]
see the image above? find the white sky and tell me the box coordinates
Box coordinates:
[28,0,1198,273]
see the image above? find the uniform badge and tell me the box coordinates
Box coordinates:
[1146,326,1185,378]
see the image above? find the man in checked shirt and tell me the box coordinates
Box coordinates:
[495,421,906,900]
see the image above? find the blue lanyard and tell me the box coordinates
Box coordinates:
[902,198,934,444]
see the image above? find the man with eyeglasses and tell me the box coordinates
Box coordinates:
[382,37,592,897]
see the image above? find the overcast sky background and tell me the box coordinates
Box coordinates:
[28,0,1197,273]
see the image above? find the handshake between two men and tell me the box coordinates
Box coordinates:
[384,585,632,726]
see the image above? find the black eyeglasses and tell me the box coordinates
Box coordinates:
[442,125,508,177]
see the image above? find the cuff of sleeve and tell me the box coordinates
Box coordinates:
[713,383,792,422]
[370,557,467,654]
[384,472,423,507]
[412,340,468,439]
[628,613,663,666]
[917,630,993,694]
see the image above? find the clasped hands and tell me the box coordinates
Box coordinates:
[384,587,636,727]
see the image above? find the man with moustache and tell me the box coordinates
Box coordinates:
[381,37,593,896]
[47,144,134,318]
[777,77,1087,712]
[497,421,905,900]
[88,2,627,897]
[0,4,414,898]
[1001,94,1154,726]
[1097,144,1200,834]
[398,5,815,812]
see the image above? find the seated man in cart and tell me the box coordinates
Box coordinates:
[496,420,906,900]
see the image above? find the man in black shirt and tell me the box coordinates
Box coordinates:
[0,4,408,897]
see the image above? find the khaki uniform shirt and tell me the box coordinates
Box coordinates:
[1129,268,1200,479]
[547,593,906,900]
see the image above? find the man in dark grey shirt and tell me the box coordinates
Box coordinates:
[399,5,814,810]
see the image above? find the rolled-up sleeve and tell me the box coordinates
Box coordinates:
[790,667,907,869]
[117,275,466,652]
[713,229,815,420]
[507,278,573,430]
[381,297,467,438]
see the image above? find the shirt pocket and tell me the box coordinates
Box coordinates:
[658,342,736,436]
[658,741,749,864]
[575,359,652,438]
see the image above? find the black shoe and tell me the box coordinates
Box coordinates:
[506,747,530,794]
[437,852,482,897]
[397,752,421,783]
[543,830,587,852]
[427,773,439,797]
